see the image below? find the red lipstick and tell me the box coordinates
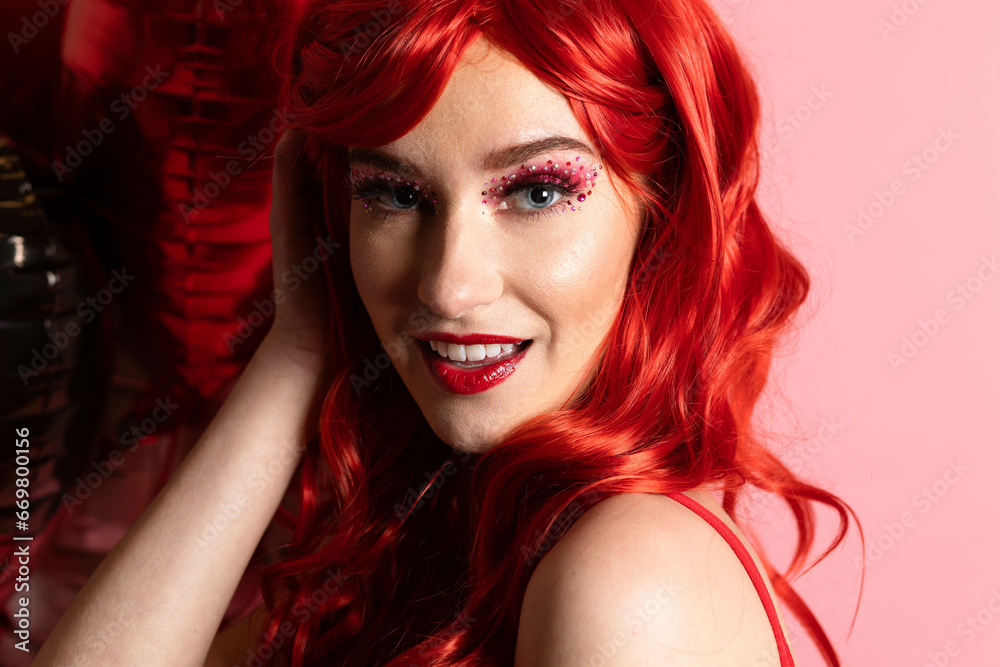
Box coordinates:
[415,332,524,345]
[417,336,531,395]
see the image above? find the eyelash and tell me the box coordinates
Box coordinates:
[347,173,585,221]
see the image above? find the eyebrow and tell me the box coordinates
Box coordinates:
[347,148,415,176]
[482,136,597,172]
[347,136,598,176]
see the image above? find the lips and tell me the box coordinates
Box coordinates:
[416,332,524,345]
[419,339,531,394]
[430,339,529,366]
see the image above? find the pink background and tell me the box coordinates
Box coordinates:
[708,1,1000,664]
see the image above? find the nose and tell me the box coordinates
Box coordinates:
[417,207,503,319]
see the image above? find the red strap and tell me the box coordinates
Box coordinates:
[664,492,795,666]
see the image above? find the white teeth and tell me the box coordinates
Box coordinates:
[447,343,466,362]
[428,340,524,364]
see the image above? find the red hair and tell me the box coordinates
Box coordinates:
[256,1,861,664]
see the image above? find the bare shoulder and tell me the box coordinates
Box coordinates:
[513,491,792,666]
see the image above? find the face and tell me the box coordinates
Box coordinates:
[348,37,644,454]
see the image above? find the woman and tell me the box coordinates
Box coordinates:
[35,0,858,665]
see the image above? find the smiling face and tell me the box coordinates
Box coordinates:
[347,37,644,454]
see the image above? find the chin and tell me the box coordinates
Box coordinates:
[429,422,497,455]
[422,410,511,455]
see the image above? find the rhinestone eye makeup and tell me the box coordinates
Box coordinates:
[348,166,439,216]
[347,155,602,220]
[481,155,601,216]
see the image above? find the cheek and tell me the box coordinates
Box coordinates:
[514,213,633,357]
[349,209,409,286]
[348,214,407,332]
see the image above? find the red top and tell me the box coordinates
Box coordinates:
[664,492,796,666]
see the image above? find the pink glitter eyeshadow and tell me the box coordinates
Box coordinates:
[481,154,601,216]
[346,153,602,220]
[347,165,438,217]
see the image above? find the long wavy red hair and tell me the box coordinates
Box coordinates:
[255,1,861,665]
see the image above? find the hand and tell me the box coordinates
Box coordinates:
[265,127,332,366]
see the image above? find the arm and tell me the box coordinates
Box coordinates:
[35,129,330,666]
[33,334,325,667]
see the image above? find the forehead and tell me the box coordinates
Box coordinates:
[379,38,590,171]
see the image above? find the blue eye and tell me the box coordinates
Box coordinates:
[514,184,562,208]
[503,183,572,211]
[382,185,419,209]
[350,170,581,222]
